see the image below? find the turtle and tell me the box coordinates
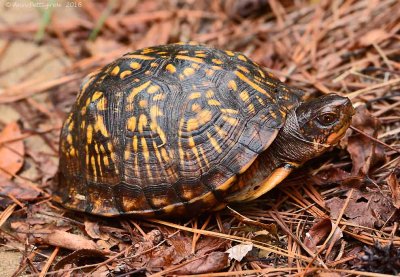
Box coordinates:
[54,42,354,217]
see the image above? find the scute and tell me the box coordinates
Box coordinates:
[55,42,302,216]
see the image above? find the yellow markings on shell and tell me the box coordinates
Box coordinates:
[269,110,277,119]
[91,91,103,101]
[124,149,131,160]
[183,67,195,77]
[178,50,189,54]
[125,54,155,60]
[206,90,214,98]
[186,118,198,132]
[237,54,247,61]
[111,66,120,76]
[147,85,160,94]
[150,121,167,144]
[215,125,227,137]
[100,144,106,153]
[208,99,221,106]
[235,71,271,98]
[237,65,250,73]
[188,92,202,100]
[91,156,97,177]
[138,114,147,133]
[175,55,204,64]
[157,51,168,55]
[225,50,235,56]
[145,70,152,75]
[222,115,239,126]
[67,134,73,144]
[240,90,250,102]
[248,103,256,114]
[166,64,176,73]
[160,148,170,162]
[69,148,76,156]
[186,110,213,131]
[192,103,201,112]
[228,80,237,91]
[188,137,195,147]
[258,69,266,78]
[196,53,207,58]
[94,116,108,137]
[153,93,166,101]
[212,65,223,70]
[150,105,163,118]
[81,120,86,130]
[129,62,142,70]
[134,78,140,82]
[97,98,107,110]
[207,132,222,153]
[127,81,151,102]
[141,48,155,54]
[221,108,239,114]
[192,63,201,69]
[205,69,214,76]
[87,125,93,144]
[139,99,148,108]
[150,62,159,67]
[103,156,109,166]
[212,58,223,64]
[256,95,265,106]
[133,136,138,152]
[120,70,132,79]
[126,117,137,131]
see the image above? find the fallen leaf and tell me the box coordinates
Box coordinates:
[387,170,400,209]
[347,106,385,175]
[326,189,394,228]
[312,168,352,186]
[0,175,40,203]
[53,249,107,271]
[225,243,253,262]
[304,218,343,252]
[0,122,24,179]
[174,252,229,275]
[84,220,102,239]
[30,229,102,252]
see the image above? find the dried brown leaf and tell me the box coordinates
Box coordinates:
[0,175,39,202]
[326,189,394,228]
[173,252,229,275]
[347,106,386,175]
[30,229,101,252]
[304,218,342,252]
[387,170,400,209]
[53,249,107,271]
[0,122,24,179]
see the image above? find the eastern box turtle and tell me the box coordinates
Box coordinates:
[54,42,354,217]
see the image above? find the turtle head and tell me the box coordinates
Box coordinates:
[295,93,354,151]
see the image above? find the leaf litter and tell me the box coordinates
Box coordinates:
[0,0,399,276]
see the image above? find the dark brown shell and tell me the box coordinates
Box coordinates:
[55,42,302,217]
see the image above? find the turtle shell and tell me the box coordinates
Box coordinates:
[55,42,303,217]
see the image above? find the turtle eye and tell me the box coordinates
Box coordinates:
[317,112,337,125]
